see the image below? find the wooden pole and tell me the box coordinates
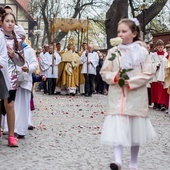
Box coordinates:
[87,17,89,46]
[77,28,80,51]
[80,28,83,50]
[86,17,89,76]
[51,15,55,74]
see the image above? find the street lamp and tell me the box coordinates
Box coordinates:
[139,0,149,40]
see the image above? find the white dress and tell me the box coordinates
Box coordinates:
[101,115,156,146]
[100,42,156,147]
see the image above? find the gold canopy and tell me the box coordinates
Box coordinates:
[50,18,88,33]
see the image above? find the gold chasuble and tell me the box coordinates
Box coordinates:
[56,50,80,94]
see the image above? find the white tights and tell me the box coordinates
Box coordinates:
[130,146,139,169]
[114,145,123,165]
[113,145,139,169]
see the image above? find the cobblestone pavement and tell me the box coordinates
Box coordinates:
[0,92,170,170]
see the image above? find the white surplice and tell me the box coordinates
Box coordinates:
[44,52,61,78]
[14,45,38,136]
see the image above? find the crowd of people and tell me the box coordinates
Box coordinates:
[147,39,170,113]
[35,36,170,115]
[0,4,108,147]
[35,42,108,97]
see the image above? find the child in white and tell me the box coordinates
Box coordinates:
[14,42,38,137]
[100,18,156,170]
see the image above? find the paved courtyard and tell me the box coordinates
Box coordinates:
[0,92,170,170]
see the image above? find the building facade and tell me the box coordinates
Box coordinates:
[153,32,170,46]
[0,0,36,37]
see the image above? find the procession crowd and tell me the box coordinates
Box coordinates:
[35,42,108,97]
[36,38,170,114]
[0,5,108,148]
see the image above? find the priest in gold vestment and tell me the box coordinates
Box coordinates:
[56,44,80,95]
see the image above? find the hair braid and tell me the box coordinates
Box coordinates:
[12,30,18,51]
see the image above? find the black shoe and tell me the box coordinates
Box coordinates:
[17,135,25,139]
[44,90,47,94]
[160,105,166,111]
[2,131,9,135]
[54,92,60,95]
[28,125,35,130]
[110,162,120,170]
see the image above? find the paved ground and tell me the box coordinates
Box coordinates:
[0,92,170,170]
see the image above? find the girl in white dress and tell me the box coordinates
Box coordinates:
[100,18,156,170]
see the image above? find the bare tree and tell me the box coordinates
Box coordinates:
[106,0,168,49]
[30,0,111,46]
[105,0,128,49]
[29,0,62,47]
[137,0,168,31]
[29,0,168,49]
[55,0,94,43]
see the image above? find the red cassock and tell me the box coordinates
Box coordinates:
[151,51,169,108]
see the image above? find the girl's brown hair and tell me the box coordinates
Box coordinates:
[118,18,142,42]
[1,12,19,51]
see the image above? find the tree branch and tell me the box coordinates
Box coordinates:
[137,0,168,30]
[129,0,135,17]
[105,0,128,49]
[41,0,51,43]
